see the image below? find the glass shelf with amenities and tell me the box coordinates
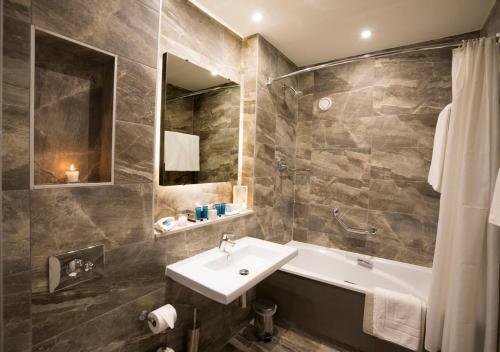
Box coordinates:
[153,209,254,238]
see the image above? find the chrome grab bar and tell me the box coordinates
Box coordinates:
[332,208,376,235]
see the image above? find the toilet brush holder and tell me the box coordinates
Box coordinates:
[187,307,200,352]
[186,322,200,352]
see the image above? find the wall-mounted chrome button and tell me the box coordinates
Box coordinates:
[84,261,94,272]
[49,245,104,293]
[65,258,95,278]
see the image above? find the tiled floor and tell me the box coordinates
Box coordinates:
[223,324,355,352]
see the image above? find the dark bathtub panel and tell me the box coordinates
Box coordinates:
[257,271,412,352]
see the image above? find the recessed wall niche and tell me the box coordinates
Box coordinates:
[31,27,116,188]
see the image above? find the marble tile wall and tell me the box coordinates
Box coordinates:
[3,0,30,191]
[29,0,161,347]
[239,35,259,208]
[160,0,241,84]
[253,37,299,244]
[3,1,33,351]
[32,0,159,68]
[1,0,4,341]
[3,0,161,351]
[293,48,456,267]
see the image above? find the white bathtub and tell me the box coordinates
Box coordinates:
[280,241,432,301]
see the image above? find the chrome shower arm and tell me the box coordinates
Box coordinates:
[332,208,376,235]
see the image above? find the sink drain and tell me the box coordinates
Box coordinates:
[239,269,249,276]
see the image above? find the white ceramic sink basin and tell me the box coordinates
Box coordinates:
[166,236,298,304]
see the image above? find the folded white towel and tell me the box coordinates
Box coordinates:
[489,168,500,226]
[364,288,423,351]
[362,290,375,335]
[428,103,452,193]
[164,131,200,172]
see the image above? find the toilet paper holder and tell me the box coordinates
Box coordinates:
[139,310,157,326]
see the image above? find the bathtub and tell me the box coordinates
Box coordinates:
[257,241,432,352]
[281,240,432,300]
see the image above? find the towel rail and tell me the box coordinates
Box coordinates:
[332,208,376,235]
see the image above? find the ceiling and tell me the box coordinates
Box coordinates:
[190,0,495,67]
[166,53,233,91]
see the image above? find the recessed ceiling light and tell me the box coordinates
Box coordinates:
[361,30,372,39]
[210,70,218,76]
[252,12,263,22]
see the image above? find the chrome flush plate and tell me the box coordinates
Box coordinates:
[48,244,105,293]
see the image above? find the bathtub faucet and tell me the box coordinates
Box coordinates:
[357,258,373,269]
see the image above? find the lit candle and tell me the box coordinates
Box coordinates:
[65,164,79,183]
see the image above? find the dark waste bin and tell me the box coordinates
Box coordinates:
[253,299,277,343]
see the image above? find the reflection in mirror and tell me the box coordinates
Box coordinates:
[159,53,240,186]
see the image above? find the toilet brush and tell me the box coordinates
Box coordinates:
[187,308,200,352]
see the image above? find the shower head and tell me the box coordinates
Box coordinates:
[282,84,303,97]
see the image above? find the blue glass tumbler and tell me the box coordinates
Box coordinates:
[215,203,222,216]
[195,207,202,222]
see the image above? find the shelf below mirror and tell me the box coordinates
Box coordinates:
[154,209,254,238]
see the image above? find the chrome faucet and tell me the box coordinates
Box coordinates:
[219,233,236,259]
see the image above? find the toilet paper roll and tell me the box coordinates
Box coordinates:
[148,304,177,334]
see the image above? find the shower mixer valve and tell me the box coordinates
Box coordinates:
[275,156,311,174]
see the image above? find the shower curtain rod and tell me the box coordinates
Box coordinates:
[166,84,239,102]
[267,40,465,85]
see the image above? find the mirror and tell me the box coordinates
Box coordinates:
[159,53,240,186]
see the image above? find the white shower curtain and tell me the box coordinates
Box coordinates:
[425,37,500,352]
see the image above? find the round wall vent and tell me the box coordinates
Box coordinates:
[318,97,332,111]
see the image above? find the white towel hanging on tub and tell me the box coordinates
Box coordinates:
[363,288,425,351]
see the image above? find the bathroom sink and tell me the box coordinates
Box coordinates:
[166,237,298,304]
